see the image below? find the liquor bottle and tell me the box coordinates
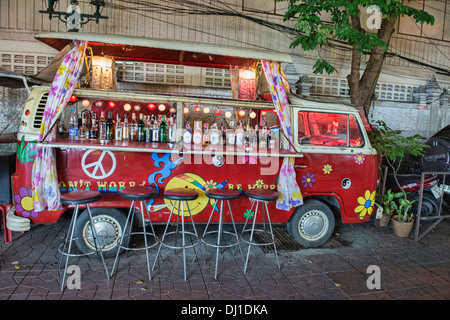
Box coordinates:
[145,115,152,142]
[251,125,258,150]
[168,116,176,147]
[79,112,89,139]
[226,120,236,146]
[130,113,137,141]
[137,113,145,142]
[259,126,267,148]
[98,111,107,142]
[193,121,202,145]
[89,113,98,139]
[115,114,123,141]
[68,108,78,140]
[152,116,159,142]
[202,123,210,145]
[122,114,130,141]
[106,112,114,140]
[235,121,244,147]
[210,123,220,145]
[244,124,251,151]
[268,128,275,149]
[220,123,226,145]
[159,115,168,143]
[183,120,192,144]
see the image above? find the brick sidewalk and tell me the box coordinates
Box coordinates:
[1,213,450,301]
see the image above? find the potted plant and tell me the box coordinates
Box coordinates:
[378,189,403,227]
[370,120,429,237]
[391,197,417,237]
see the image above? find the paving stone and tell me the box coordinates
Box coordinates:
[1,214,450,304]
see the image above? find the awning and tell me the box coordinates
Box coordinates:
[35,32,293,69]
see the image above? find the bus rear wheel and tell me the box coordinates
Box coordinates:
[72,208,130,258]
[287,199,335,248]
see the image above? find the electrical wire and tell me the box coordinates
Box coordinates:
[104,0,450,76]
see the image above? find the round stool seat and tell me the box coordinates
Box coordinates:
[60,190,101,205]
[120,186,157,201]
[205,188,240,200]
[245,189,279,201]
[163,188,198,201]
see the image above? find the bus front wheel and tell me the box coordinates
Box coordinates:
[287,199,335,248]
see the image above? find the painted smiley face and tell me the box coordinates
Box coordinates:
[163,173,211,216]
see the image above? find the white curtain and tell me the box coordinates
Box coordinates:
[261,60,303,210]
[32,40,88,212]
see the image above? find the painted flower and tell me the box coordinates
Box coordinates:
[14,186,38,218]
[355,153,365,165]
[243,209,254,220]
[301,172,316,188]
[255,179,264,188]
[203,179,217,190]
[323,164,332,174]
[354,190,376,219]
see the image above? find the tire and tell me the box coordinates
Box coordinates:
[411,192,441,222]
[287,199,335,248]
[72,208,130,258]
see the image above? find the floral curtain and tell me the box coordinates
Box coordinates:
[32,40,88,212]
[261,60,303,211]
[229,66,240,100]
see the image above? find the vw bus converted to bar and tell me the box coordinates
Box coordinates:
[7,32,378,257]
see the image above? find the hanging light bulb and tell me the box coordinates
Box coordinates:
[158,104,166,111]
[108,101,116,108]
[238,109,246,117]
[215,109,222,116]
[203,106,210,114]
[81,99,90,107]
[69,95,77,103]
[147,103,156,111]
[124,103,132,111]
[194,106,201,113]
[134,105,141,112]
[184,107,190,114]
[225,111,232,118]
[250,111,256,119]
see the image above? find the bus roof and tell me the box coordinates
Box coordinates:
[35,32,293,69]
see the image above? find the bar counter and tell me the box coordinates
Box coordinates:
[38,139,303,158]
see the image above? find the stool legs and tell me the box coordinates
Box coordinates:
[111,200,157,280]
[242,200,280,274]
[194,199,243,279]
[58,203,109,291]
[152,199,199,281]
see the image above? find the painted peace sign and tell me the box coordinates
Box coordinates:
[81,150,116,179]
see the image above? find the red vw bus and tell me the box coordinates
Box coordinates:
[7,32,378,257]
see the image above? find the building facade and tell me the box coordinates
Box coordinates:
[0,0,449,144]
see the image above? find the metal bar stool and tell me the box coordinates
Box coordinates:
[152,188,200,281]
[58,190,109,291]
[194,188,244,279]
[111,186,158,281]
[241,189,280,273]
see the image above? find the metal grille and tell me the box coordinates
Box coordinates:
[33,92,48,129]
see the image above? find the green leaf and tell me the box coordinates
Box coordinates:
[313,59,337,75]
